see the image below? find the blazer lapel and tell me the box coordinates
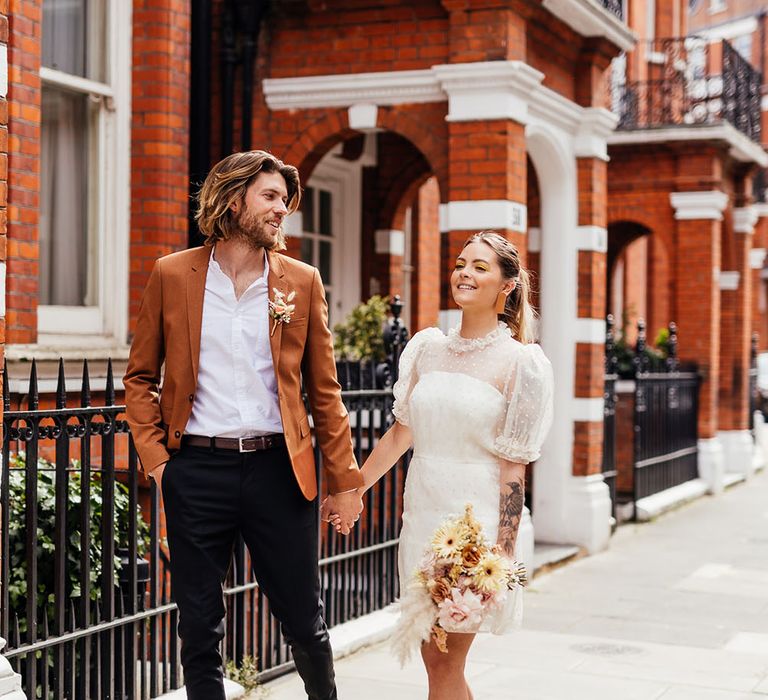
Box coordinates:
[187,247,210,382]
[267,251,286,374]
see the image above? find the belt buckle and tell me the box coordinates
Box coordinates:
[238,437,259,453]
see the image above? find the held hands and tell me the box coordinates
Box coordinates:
[320,490,364,535]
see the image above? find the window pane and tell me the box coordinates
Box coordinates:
[300,237,313,265]
[43,0,106,81]
[302,186,315,233]
[319,190,332,237]
[40,87,89,306]
[319,240,332,282]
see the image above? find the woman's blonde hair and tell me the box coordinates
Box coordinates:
[195,150,301,250]
[463,231,538,344]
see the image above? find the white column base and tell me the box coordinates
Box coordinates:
[718,429,755,478]
[0,638,25,700]
[515,507,535,574]
[698,436,725,495]
[564,475,612,554]
[752,412,767,472]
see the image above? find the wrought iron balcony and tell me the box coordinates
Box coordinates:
[612,37,762,143]
[600,0,624,21]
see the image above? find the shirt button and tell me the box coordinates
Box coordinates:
[174,430,181,438]
[188,394,194,402]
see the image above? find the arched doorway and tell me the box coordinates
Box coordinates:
[286,130,441,332]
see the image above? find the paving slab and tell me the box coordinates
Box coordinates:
[261,468,768,700]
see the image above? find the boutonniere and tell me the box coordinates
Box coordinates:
[269,288,296,336]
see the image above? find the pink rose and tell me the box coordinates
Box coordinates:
[437,588,484,632]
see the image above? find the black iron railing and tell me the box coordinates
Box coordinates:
[614,37,762,142]
[749,333,759,433]
[602,315,619,524]
[600,0,624,21]
[2,318,409,697]
[604,318,702,520]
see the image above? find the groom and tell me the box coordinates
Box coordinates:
[124,150,364,699]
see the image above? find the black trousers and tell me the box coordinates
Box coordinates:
[161,443,336,700]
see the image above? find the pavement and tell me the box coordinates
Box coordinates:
[260,466,768,700]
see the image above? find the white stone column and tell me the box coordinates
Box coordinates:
[0,639,25,700]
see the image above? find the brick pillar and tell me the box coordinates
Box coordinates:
[670,190,728,494]
[717,205,759,478]
[129,1,191,335]
[433,60,540,331]
[573,157,609,480]
[5,1,41,343]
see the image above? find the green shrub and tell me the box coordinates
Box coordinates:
[6,452,151,633]
[333,295,390,361]
[226,654,262,694]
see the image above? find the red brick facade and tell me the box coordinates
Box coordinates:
[1,0,8,391]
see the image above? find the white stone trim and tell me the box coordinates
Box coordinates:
[571,397,604,422]
[719,271,740,290]
[576,225,608,252]
[439,200,527,233]
[718,429,756,479]
[0,44,7,98]
[348,103,378,131]
[698,436,725,495]
[733,206,758,234]
[263,69,443,110]
[541,0,637,52]
[283,211,304,238]
[0,262,5,318]
[374,229,405,256]
[670,190,729,220]
[527,227,541,253]
[756,203,768,219]
[609,124,768,167]
[762,95,768,113]
[699,15,758,42]
[432,61,544,123]
[438,309,462,334]
[573,108,618,161]
[574,318,606,344]
[0,637,25,699]
[750,248,766,270]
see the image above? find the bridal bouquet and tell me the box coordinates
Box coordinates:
[392,504,527,663]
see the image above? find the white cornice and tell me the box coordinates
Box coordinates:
[263,62,618,146]
[750,248,766,270]
[439,200,527,233]
[719,271,740,290]
[263,69,443,110]
[733,206,758,234]
[541,0,637,52]
[432,61,544,123]
[670,191,729,220]
[608,123,768,167]
[755,203,768,219]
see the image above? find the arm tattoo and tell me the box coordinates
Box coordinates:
[498,479,525,556]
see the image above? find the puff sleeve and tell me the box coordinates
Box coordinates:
[492,344,554,464]
[391,327,442,426]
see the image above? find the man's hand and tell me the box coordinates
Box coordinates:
[321,490,363,535]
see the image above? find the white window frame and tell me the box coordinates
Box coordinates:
[37,1,132,346]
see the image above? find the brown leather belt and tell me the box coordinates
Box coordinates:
[182,433,285,453]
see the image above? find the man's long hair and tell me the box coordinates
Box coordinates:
[195,150,301,251]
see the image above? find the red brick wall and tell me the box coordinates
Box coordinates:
[411,177,441,331]
[5,0,41,344]
[129,0,192,337]
[1,0,8,387]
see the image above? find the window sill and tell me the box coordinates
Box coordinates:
[4,343,131,397]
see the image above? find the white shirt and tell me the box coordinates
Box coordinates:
[185,250,283,437]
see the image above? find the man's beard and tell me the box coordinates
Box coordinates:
[231,206,279,251]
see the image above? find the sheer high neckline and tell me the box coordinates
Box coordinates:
[446,323,512,354]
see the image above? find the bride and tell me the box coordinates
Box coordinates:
[328,231,553,700]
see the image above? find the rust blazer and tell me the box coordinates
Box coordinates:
[124,246,363,500]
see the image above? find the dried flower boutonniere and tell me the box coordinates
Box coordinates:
[268,288,296,336]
